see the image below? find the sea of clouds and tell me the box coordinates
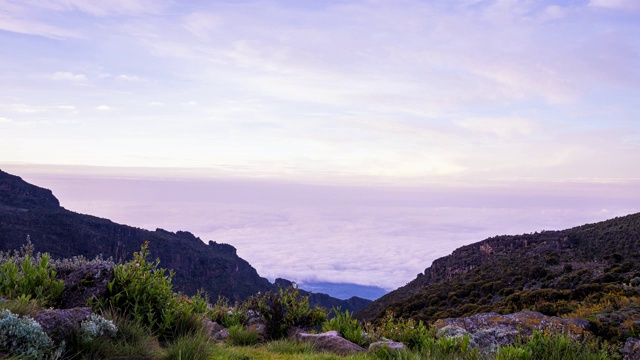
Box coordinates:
[11,171,640,292]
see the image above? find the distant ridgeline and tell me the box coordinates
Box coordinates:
[357,211,640,339]
[0,169,370,312]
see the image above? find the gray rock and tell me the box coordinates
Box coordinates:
[33,307,93,343]
[58,262,114,309]
[369,340,407,351]
[435,311,589,354]
[621,337,640,360]
[214,328,230,340]
[202,318,225,339]
[296,330,365,355]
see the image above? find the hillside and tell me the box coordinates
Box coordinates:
[0,169,370,311]
[357,212,640,333]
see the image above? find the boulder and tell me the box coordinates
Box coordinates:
[296,330,365,355]
[434,311,589,354]
[33,307,93,343]
[621,338,640,360]
[369,340,407,351]
[57,262,114,309]
[214,328,230,340]
[202,319,226,339]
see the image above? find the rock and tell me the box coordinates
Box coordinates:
[202,319,226,339]
[287,326,305,339]
[58,262,114,309]
[214,328,230,340]
[434,311,589,354]
[621,338,640,360]
[246,309,262,325]
[250,323,267,341]
[369,340,407,351]
[296,330,365,355]
[33,307,93,343]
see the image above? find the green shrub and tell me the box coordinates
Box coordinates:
[0,240,64,307]
[209,296,248,328]
[375,310,433,351]
[0,309,62,359]
[228,324,261,346]
[0,294,41,317]
[498,331,612,360]
[494,346,533,360]
[322,307,365,346]
[247,285,326,340]
[68,307,160,360]
[94,241,198,341]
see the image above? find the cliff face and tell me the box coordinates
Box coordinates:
[357,213,640,322]
[0,169,272,302]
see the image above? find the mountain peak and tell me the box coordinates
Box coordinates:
[0,169,60,210]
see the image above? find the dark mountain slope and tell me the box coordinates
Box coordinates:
[357,212,640,323]
[0,169,371,311]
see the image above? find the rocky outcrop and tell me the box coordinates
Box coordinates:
[621,338,640,360]
[33,307,92,343]
[295,330,365,355]
[57,262,114,309]
[434,311,589,354]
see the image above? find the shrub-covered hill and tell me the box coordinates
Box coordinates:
[357,212,640,338]
[0,169,371,311]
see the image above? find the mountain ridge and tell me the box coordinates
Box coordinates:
[357,211,640,331]
[0,169,370,312]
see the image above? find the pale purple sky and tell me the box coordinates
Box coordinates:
[1,1,640,289]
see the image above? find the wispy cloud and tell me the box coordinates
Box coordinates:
[50,71,88,82]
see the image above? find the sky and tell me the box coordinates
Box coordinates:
[1,0,640,293]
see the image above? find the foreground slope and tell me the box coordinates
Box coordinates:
[0,169,371,311]
[358,212,640,323]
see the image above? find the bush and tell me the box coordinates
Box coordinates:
[0,309,61,359]
[228,324,260,346]
[209,296,248,328]
[67,307,160,359]
[497,331,612,360]
[79,313,118,342]
[375,310,433,351]
[94,241,201,341]
[247,285,326,340]
[0,239,64,307]
[322,308,365,346]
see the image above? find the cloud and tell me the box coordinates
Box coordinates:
[0,117,13,123]
[95,105,112,111]
[455,117,535,138]
[5,103,42,114]
[0,12,81,39]
[589,0,640,11]
[56,105,77,111]
[181,101,197,106]
[148,101,164,106]
[50,71,88,82]
[116,74,143,82]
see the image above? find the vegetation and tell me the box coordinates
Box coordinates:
[246,284,327,340]
[360,213,640,344]
[323,308,366,346]
[0,236,631,359]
